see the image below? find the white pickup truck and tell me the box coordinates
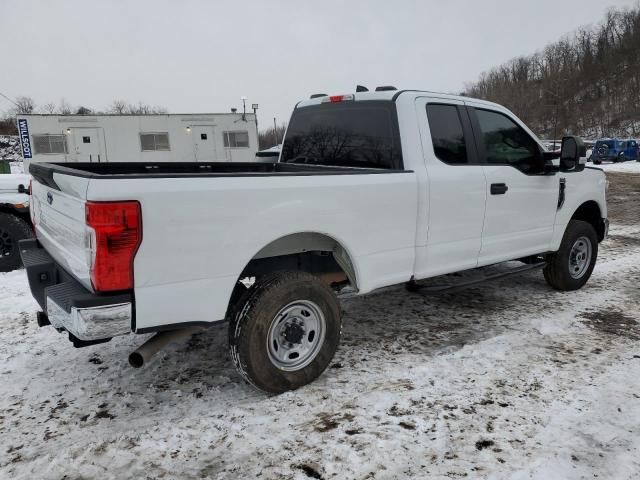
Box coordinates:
[0,172,33,271]
[20,89,608,393]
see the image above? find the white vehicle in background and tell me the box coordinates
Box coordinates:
[0,170,33,271]
[21,87,607,393]
[255,144,281,162]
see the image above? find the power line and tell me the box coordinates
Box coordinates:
[0,91,19,108]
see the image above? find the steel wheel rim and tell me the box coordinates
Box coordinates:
[0,228,13,258]
[267,300,326,371]
[569,236,592,279]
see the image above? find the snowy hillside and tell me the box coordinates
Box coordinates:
[0,135,22,161]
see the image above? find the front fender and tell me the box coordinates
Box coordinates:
[550,169,607,251]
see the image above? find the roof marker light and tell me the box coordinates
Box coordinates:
[322,94,355,103]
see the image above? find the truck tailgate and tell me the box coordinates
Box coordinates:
[31,172,92,290]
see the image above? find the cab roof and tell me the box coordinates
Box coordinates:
[295,89,504,110]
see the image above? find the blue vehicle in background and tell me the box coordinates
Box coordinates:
[592,138,639,164]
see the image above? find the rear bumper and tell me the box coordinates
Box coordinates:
[19,238,133,342]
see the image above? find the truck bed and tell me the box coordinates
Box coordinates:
[30,161,407,183]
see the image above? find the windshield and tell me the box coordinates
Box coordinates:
[281,101,403,169]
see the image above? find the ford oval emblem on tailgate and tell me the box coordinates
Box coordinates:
[47,191,53,205]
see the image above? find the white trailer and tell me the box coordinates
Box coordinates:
[16,113,258,170]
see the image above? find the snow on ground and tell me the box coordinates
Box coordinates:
[595,160,640,173]
[1,174,639,479]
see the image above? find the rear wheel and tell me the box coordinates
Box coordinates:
[594,159,602,165]
[0,213,33,272]
[543,220,598,291]
[228,271,342,393]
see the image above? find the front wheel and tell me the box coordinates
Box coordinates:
[228,271,342,393]
[543,220,598,291]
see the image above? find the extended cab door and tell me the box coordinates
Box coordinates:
[466,104,559,265]
[414,97,487,278]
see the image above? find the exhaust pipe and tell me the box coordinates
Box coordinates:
[129,327,202,368]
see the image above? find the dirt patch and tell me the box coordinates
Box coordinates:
[606,234,640,248]
[296,463,323,479]
[475,439,495,451]
[311,412,354,432]
[605,172,640,226]
[579,309,640,340]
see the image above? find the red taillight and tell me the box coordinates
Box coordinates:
[86,201,142,292]
[323,94,355,103]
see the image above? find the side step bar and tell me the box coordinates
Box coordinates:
[406,262,546,296]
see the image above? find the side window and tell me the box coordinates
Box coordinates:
[475,109,542,174]
[426,104,467,164]
[32,134,67,154]
[140,133,170,151]
[223,131,250,148]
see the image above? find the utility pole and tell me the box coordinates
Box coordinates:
[252,103,259,136]
[273,117,278,144]
[241,96,247,121]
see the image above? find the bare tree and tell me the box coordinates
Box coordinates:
[108,99,128,114]
[40,102,57,114]
[465,5,640,138]
[259,123,287,150]
[107,100,167,115]
[58,98,72,115]
[13,96,35,114]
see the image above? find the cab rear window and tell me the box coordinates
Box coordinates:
[281,101,403,169]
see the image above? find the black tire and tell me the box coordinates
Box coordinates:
[228,271,342,393]
[619,154,627,163]
[543,220,598,291]
[594,159,602,165]
[0,213,33,272]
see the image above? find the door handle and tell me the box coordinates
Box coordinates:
[490,183,508,195]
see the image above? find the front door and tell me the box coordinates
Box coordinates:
[72,128,105,162]
[467,105,559,265]
[192,126,216,162]
[414,97,487,278]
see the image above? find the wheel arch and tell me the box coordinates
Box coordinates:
[225,231,360,316]
[570,200,605,242]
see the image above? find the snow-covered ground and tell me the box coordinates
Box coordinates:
[594,159,640,173]
[1,173,639,479]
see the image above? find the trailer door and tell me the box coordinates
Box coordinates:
[71,128,106,163]
[192,126,217,162]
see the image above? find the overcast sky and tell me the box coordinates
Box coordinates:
[1,0,637,129]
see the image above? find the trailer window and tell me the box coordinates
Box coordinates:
[32,134,67,154]
[140,133,170,151]
[223,131,249,148]
[281,100,402,169]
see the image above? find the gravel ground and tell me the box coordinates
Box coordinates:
[1,169,639,479]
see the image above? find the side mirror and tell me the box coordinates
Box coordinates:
[18,184,28,194]
[559,136,586,172]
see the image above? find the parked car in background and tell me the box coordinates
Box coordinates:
[592,138,639,164]
[0,165,33,271]
[255,144,281,162]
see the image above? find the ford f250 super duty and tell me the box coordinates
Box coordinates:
[20,88,608,393]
